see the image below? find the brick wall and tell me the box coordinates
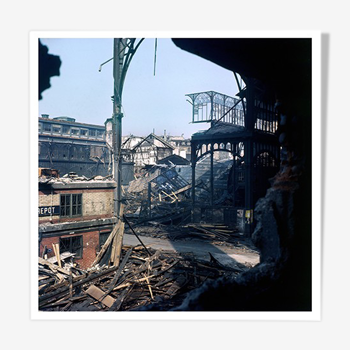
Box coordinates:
[40,229,111,269]
[39,188,114,224]
[83,190,113,217]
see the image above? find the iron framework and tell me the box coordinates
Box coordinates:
[188,82,280,234]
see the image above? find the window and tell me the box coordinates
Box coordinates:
[60,235,83,258]
[62,126,70,134]
[89,129,96,137]
[43,123,51,132]
[97,130,104,138]
[71,129,79,136]
[99,231,110,249]
[80,129,88,137]
[52,125,61,134]
[60,194,82,217]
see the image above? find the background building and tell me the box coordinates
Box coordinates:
[38,114,111,178]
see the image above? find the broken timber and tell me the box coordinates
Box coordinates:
[110,205,125,267]
[39,243,246,311]
[85,285,116,308]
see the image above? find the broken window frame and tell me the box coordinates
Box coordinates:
[60,193,82,218]
[60,235,83,258]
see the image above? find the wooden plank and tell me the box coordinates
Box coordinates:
[52,243,57,262]
[90,221,121,267]
[166,274,187,296]
[38,275,51,281]
[38,257,71,276]
[52,243,62,268]
[171,191,178,200]
[173,183,192,195]
[108,204,125,266]
[144,274,154,300]
[108,285,132,311]
[69,270,73,298]
[47,251,76,264]
[110,223,125,267]
[56,244,62,268]
[39,265,119,307]
[85,285,116,308]
[161,190,176,201]
[112,275,156,291]
[104,248,133,295]
[142,260,154,300]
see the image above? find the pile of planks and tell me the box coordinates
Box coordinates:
[185,223,243,244]
[38,244,240,312]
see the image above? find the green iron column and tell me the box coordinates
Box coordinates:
[113,38,123,218]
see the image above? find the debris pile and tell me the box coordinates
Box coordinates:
[38,243,245,311]
[38,202,257,311]
[37,164,260,311]
[124,165,192,225]
[39,171,114,185]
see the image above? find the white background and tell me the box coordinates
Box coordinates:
[1,1,348,349]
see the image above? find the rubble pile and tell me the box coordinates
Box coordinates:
[37,166,260,312]
[38,244,244,312]
[39,171,114,185]
[124,165,192,225]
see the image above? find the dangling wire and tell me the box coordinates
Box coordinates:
[153,38,158,76]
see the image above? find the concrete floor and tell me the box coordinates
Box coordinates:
[123,233,260,269]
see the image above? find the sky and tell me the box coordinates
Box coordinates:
[39,38,239,139]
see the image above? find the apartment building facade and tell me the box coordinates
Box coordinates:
[38,115,111,178]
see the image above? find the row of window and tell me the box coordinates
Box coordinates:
[39,123,104,139]
[170,141,191,146]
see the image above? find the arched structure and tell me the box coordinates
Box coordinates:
[188,87,280,234]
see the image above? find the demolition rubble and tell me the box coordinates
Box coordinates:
[38,165,259,312]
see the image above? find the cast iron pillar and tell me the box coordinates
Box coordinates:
[210,146,214,207]
[244,78,255,235]
[191,141,196,222]
[113,38,123,218]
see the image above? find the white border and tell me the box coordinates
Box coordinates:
[31,31,321,321]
